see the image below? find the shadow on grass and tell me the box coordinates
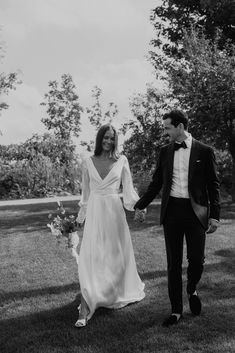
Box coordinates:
[0,202,163,234]
[1,200,234,233]
[0,289,167,353]
[0,248,234,306]
[0,200,234,352]
[215,248,235,258]
[0,282,79,305]
[210,248,235,273]
[0,307,140,353]
[0,283,234,353]
[0,257,234,352]
[0,201,80,233]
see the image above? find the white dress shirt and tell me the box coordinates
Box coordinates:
[170,132,192,198]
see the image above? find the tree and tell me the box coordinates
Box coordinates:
[121,86,172,193]
[149,2,235,200]
[166,28,235,200]
[0,133,81,199]
[123,86,167,171]
[41,74,82,140]
[0,133,76,164]
[150,0,235,66]
[81,86,119,151]
[0,36,21,117]
[22,133,77,165]
[0,72,20,112]
[86,86,118,129]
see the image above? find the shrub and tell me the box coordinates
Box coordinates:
[0,154,82,200]
[215,149,232,195]
[132,169,153,197]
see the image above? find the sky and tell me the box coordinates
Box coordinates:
[0,0,162,148]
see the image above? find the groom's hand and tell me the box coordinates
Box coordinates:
[206,218,219,234]
[134,209,146,223]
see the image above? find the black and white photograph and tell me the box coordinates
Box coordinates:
[0,1,235,352]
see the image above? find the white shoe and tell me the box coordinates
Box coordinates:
[75,304,89,327]
[74,317,87,328]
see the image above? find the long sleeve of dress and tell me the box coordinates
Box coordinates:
[77,159,90,224]
[121,156,139,211]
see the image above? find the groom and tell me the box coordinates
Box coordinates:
[134,109,220,327]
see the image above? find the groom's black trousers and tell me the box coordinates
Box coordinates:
[163,197,206,314]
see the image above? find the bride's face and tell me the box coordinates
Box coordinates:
[102,129,115,152]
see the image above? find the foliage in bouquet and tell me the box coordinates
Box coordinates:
[47,200,78,246]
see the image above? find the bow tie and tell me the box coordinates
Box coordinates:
[174,141,187,151]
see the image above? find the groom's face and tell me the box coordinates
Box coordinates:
[163,118,180,142]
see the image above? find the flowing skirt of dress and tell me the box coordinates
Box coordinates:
[78,192,145,320]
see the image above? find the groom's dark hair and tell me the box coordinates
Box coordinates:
[163,110,189,129]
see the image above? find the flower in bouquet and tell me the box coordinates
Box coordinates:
[47,200,78,248]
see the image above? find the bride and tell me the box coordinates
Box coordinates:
[75,124,145,327]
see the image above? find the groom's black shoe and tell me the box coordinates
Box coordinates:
[162,314,182,327]
[189,293,201,315]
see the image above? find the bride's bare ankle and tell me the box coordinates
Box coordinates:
[79,305,89,318]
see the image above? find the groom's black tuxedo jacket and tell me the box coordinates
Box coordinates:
[135,139,220,229]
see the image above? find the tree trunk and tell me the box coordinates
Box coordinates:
[229,116,235,202]
[231,154,235,202]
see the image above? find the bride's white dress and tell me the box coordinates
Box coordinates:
[77,155,145,320]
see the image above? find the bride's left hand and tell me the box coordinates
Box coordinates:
[134,209,146,222]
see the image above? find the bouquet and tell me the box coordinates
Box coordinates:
[47,200,79,249]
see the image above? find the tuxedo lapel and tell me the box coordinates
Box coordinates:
[167,143,175,182]
[188,139,200,182]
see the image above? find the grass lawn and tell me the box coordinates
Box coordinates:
[0,200,234,353]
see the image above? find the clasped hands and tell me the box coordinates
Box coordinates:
[134,208,147,223]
